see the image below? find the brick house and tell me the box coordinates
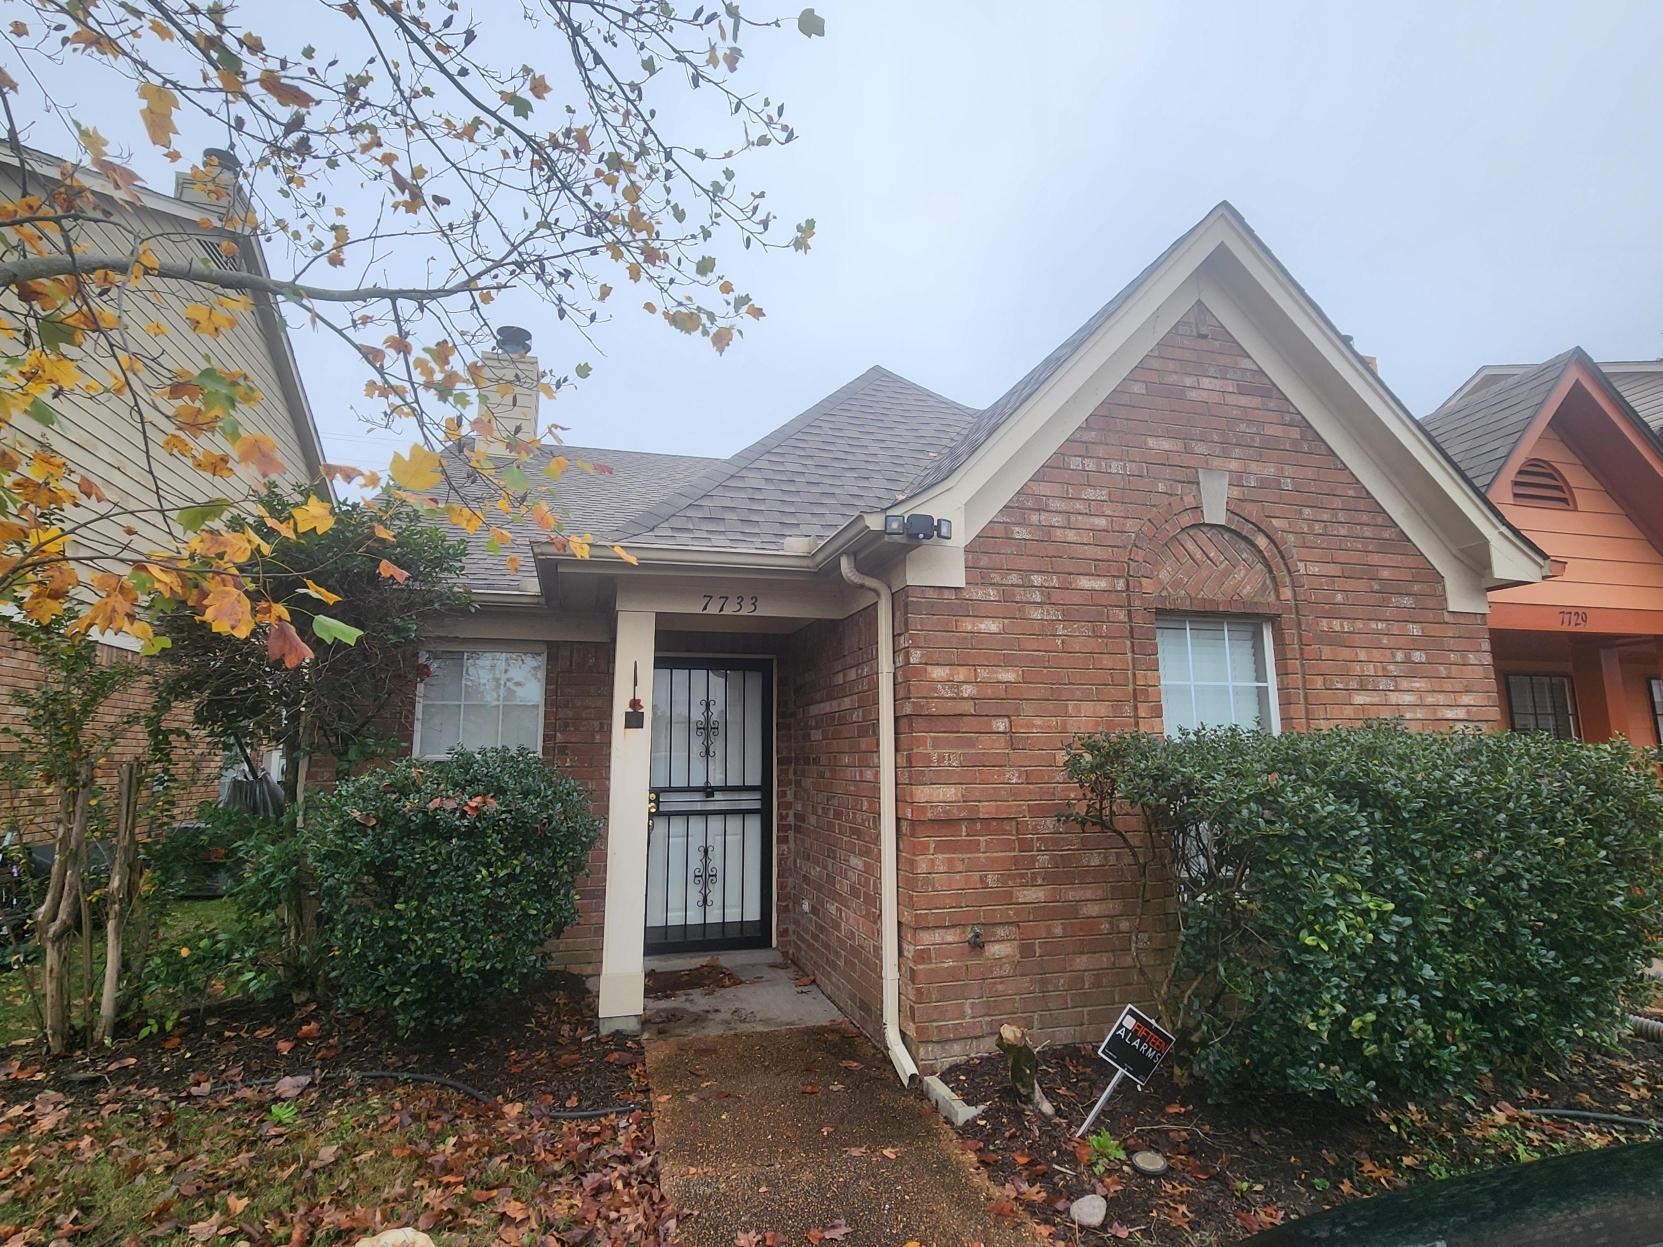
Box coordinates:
[1424,351,1663,743]
[1,147,328,837]
[402,203,1545,1077]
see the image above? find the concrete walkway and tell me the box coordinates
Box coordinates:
[642,949,844,1038]
[647,1024,1036,1247]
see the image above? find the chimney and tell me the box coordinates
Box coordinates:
[474,325,540,454]
[1340,333,1380,375]
[173,148,248,225]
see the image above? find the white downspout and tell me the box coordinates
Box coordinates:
[838,553,920,1086]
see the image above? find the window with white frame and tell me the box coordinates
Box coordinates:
[1155,616,1278,735]
[414,649,545,758]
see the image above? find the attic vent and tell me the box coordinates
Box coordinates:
[197,236,244,273]
[1511,459,1575,510]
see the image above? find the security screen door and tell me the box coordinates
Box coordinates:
[645,658,772,953]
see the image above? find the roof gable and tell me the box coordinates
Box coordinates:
[878,202,1545,610]
[1424,350,1663,504]
[1421,352,1577,489]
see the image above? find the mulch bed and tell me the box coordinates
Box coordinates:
[0,970,646,1113]
[945,1032,1663,1242]
[644,960,745,998]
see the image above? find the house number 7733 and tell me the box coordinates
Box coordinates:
[701,593,760,614]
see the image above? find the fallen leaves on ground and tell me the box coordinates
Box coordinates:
[0,1075,675,1246]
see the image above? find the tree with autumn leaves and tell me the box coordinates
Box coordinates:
[0,0,819,650]
[0,0,822,1051]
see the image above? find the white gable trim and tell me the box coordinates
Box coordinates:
[887,206,1546,611]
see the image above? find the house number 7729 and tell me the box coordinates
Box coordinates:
[701,593,760,614]
[1558,609,1589,628]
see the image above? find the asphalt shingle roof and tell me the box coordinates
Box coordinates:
[444,443,718,591]
[1420,352,1575,489]
[619,366,977,548]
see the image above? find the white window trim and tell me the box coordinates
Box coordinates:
[412,646,547,760]
[1156,615,1282,736]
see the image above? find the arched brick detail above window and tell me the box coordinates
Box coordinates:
[1144,522,1279,604]
[1124,499,1313,733]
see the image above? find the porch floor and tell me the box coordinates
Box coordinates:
[639,948,843,1038]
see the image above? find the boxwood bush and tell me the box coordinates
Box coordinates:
[308,747,599,1032]
[1065,722,1663,1103]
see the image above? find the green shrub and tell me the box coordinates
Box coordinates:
[307,747,599,1032]
[1065,722,1663,1103]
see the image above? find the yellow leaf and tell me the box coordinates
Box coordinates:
[568,533,592,559]
[183,302,237,337]
[612,544,639,566]
[372,522,395,542]
[300,579,341,606]
[202,582,255,638]
[377,558,409,584]
[137,83,179,149]
[445,504,483,535]
[545,455,569,481]
[711,326,734,355]
[290,494,335,535]
[389,443,443,490]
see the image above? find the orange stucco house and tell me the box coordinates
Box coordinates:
[1425,350,1663,742]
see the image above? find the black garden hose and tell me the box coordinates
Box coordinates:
[1522,1107,1660,1132]
[345,1068,638,1118]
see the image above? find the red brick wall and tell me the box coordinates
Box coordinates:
[775,608,885,1038]
[893,302,1502,1070]
[0,637,221,843]
[541,639,614,974]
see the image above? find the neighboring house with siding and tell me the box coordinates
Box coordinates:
[0,146,326,835]
[1423,350,1663,743]
[390,202,1546,1077]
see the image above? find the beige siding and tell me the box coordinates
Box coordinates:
[2,164,318,571]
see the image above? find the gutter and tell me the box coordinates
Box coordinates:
[837,553,920,1087]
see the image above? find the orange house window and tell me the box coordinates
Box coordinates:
[1510,459,1576,509]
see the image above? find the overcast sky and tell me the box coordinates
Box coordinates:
[21,1,1663,474]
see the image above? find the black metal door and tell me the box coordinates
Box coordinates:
[645,658,772,953]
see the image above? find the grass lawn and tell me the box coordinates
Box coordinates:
[0,975,667,1246]
[3,1080,661,1246]
[0,897,240,1046]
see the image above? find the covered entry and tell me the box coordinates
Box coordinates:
[646,658,773,952]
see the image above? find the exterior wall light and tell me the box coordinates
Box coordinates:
[883,513,953,541]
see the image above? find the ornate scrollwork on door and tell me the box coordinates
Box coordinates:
[692,842,718,909]
[695,696,720,760]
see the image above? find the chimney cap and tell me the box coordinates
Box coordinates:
[202,147,241,174]
[495,325,533,355]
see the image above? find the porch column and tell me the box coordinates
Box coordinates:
[1570,640,1630,741]
[598,609,655,1031]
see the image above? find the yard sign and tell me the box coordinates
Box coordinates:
[1096,1004,1175,1087]
[1074,1004,1176,1138]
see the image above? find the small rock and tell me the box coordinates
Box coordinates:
[1069,1194,1108,1228]
[353,1231,434,1247]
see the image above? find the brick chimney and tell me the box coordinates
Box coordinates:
[172,148,248,225]
[475,325,540,454]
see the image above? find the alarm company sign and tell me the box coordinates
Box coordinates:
[1097,1004,1176,1087]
